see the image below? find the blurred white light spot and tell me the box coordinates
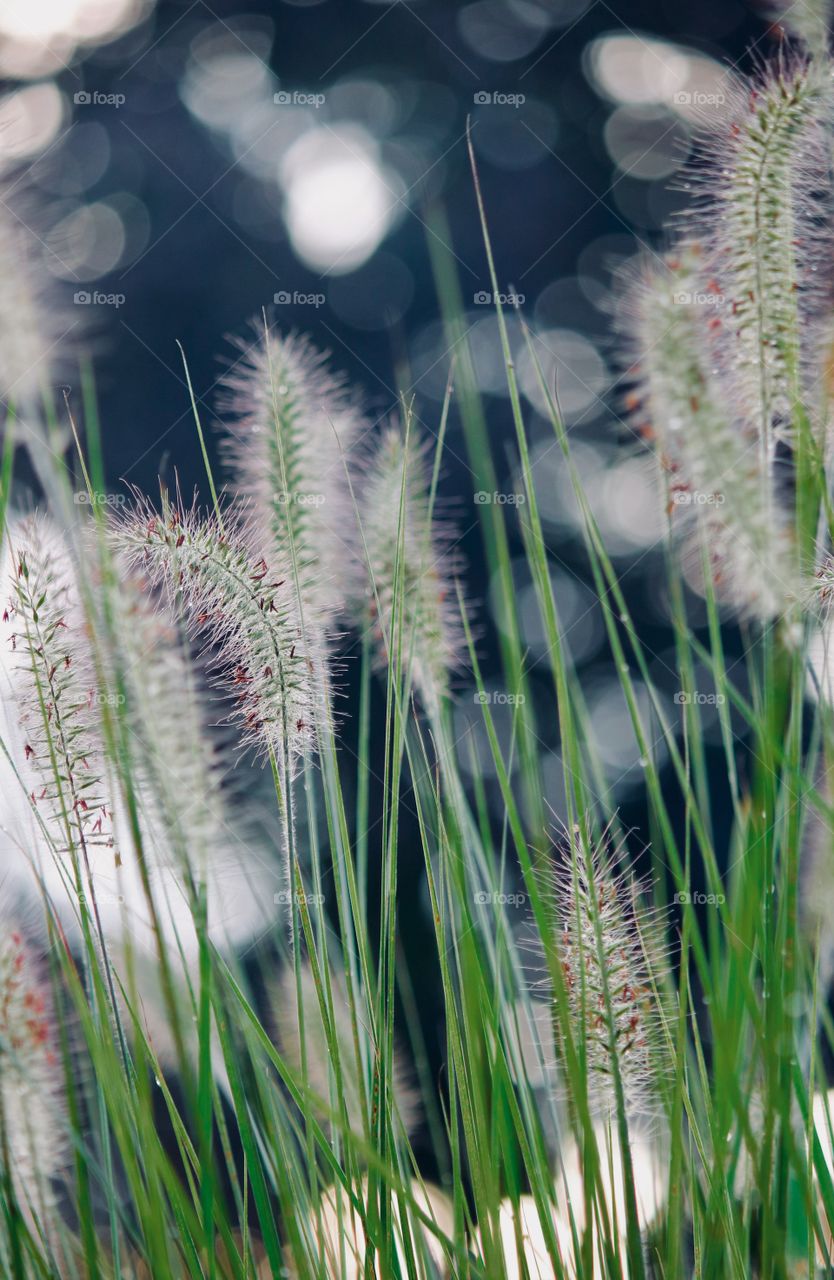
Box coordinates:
[521,578,603,665]
[0,83,64,168]
[0,0,144,54]
[459,0,547,61]
[47,201,126,280]
[508,0,591,27]
[472,97,558,172]
[591,455,665,553]
[31,121,110,196]
[518,328,609,421]
[280,126,403,273]
[586,678,662,783]
[530,440,602,532]
[588,34,689,105]
[327,78,401,136]
[181,51,274,130]
[587,32,735,119]
[603,105,689,181]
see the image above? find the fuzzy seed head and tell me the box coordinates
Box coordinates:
[686,58,832,451]
[0,927,65,1230]
[220,329,364,629]
[548,827,664,1127]
[622,248,797,619]
[112,562,226,870]
[115,500,319,768]
[354,426,465,717]
[3,513,115,858]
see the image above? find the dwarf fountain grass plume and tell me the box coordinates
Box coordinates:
[108,561,275,962]
[114,497,320,769]
[2,512,116,866]
[220,328,364,630]
[688,57,831,457]
[354,424,465,719]
[623,248,796,618]
[547,824,665,1128]
[0,924,65,1243]
[112,561,225,870]
[272,958,420,1141]
[0,515,274,966]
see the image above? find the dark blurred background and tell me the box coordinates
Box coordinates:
[0,0,777,1170]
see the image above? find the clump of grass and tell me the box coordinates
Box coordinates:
[6,2,834,1275]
